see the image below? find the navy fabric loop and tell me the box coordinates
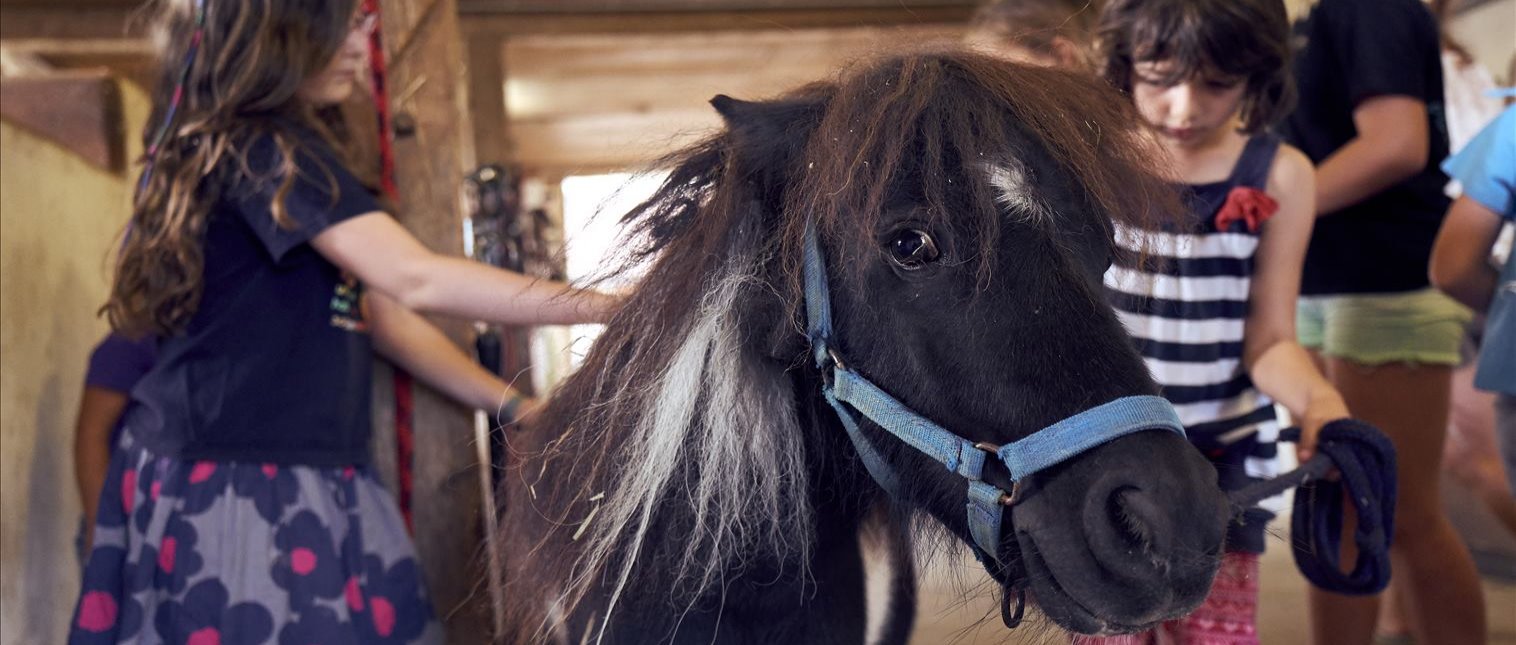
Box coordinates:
[1226,420,1397,595]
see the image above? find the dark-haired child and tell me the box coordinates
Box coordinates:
[1086,0,1349,641]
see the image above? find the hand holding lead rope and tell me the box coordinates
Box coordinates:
[1226,419,1397,595]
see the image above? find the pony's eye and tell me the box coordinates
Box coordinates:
[886,229,940,270]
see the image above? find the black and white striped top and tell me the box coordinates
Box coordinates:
[1104,135,1284,501]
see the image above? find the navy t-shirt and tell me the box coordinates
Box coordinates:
[84,332,158,447]
[124,125,382,466]
[1278,0,1451,295]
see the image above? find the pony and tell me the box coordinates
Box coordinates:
[494,48,1231,644]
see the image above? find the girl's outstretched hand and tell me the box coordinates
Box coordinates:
[579,289,624,325]
[499,392,542,429]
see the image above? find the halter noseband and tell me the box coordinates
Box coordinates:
[802,223,1187,566]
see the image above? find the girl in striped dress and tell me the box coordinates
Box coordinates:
[1084,0,1352,642]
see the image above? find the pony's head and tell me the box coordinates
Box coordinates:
[542,48,1228,638]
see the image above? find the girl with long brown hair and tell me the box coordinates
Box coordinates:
[68,1,613,642]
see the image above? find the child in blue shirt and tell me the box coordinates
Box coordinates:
[1431,101,1516,495]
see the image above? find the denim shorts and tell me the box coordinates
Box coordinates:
[1297,288,1472,366]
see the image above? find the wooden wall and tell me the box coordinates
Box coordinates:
[0,75,148,645]
[459,7,968,176]
[498,24,961,175]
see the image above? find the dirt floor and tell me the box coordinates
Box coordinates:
[903,475,1516,644]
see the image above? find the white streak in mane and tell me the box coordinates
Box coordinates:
[574,250,812,642]
[984,162,1052,226]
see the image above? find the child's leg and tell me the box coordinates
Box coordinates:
[1375,580,1415,643]
[1305,290,1484,645]
[1164,551,1261,645]
[1311,358,1485,645]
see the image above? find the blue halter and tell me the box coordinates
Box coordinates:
[802,224,1188,564]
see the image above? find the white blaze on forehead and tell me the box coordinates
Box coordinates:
[984,162,1052,226]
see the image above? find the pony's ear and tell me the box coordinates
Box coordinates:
[710,94,824,193]
[710,94,793,138]
[712,94,818,363]
[709,94,757,123]
[710,93,823,146]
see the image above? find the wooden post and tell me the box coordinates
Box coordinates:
[466,34,510,168]
[373,0,490,640]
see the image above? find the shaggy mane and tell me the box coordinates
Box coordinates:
[499,45,1178,642]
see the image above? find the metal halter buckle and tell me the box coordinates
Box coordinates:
[826,348,848,372]
[973,442,1021,506]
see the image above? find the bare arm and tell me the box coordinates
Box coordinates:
[313,212,619,326]
[1314,95,1431,216]
[1430,196,1505,313]
[74,387,129,548]
[367,290,531,416]
[1244,146,1350,461]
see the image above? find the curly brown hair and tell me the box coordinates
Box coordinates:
[1098,0,1296,133]
[106,0,359,337]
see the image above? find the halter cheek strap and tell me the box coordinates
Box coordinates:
[802,223,1187,564]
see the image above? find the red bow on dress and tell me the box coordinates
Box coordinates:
[1213,186,1279,233]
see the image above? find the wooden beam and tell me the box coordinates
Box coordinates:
[0,38,155,88]
[460,0,972,11]
[0,70,123,171]
[0,0,140,6]
[463,6,971,36]
[501,23,957,172]
[0,37,152,60]
[512,107,717,173]
[0,46,50,75]
[0,8,142,40]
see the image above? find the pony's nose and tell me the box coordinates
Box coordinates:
[1079,464,1223,587]
[1110,486,1166,553]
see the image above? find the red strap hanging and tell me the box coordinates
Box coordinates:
[362,0,415,532]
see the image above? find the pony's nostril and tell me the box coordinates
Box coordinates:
[1108,486,1156,554]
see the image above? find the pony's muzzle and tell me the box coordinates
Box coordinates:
[1063,431,1229,626]
[1080,454,1225,585]
[1007,429,1229,633]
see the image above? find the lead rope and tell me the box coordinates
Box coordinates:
[1226,419,1396,595]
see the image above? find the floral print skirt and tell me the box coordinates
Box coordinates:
[69,433,442,644]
